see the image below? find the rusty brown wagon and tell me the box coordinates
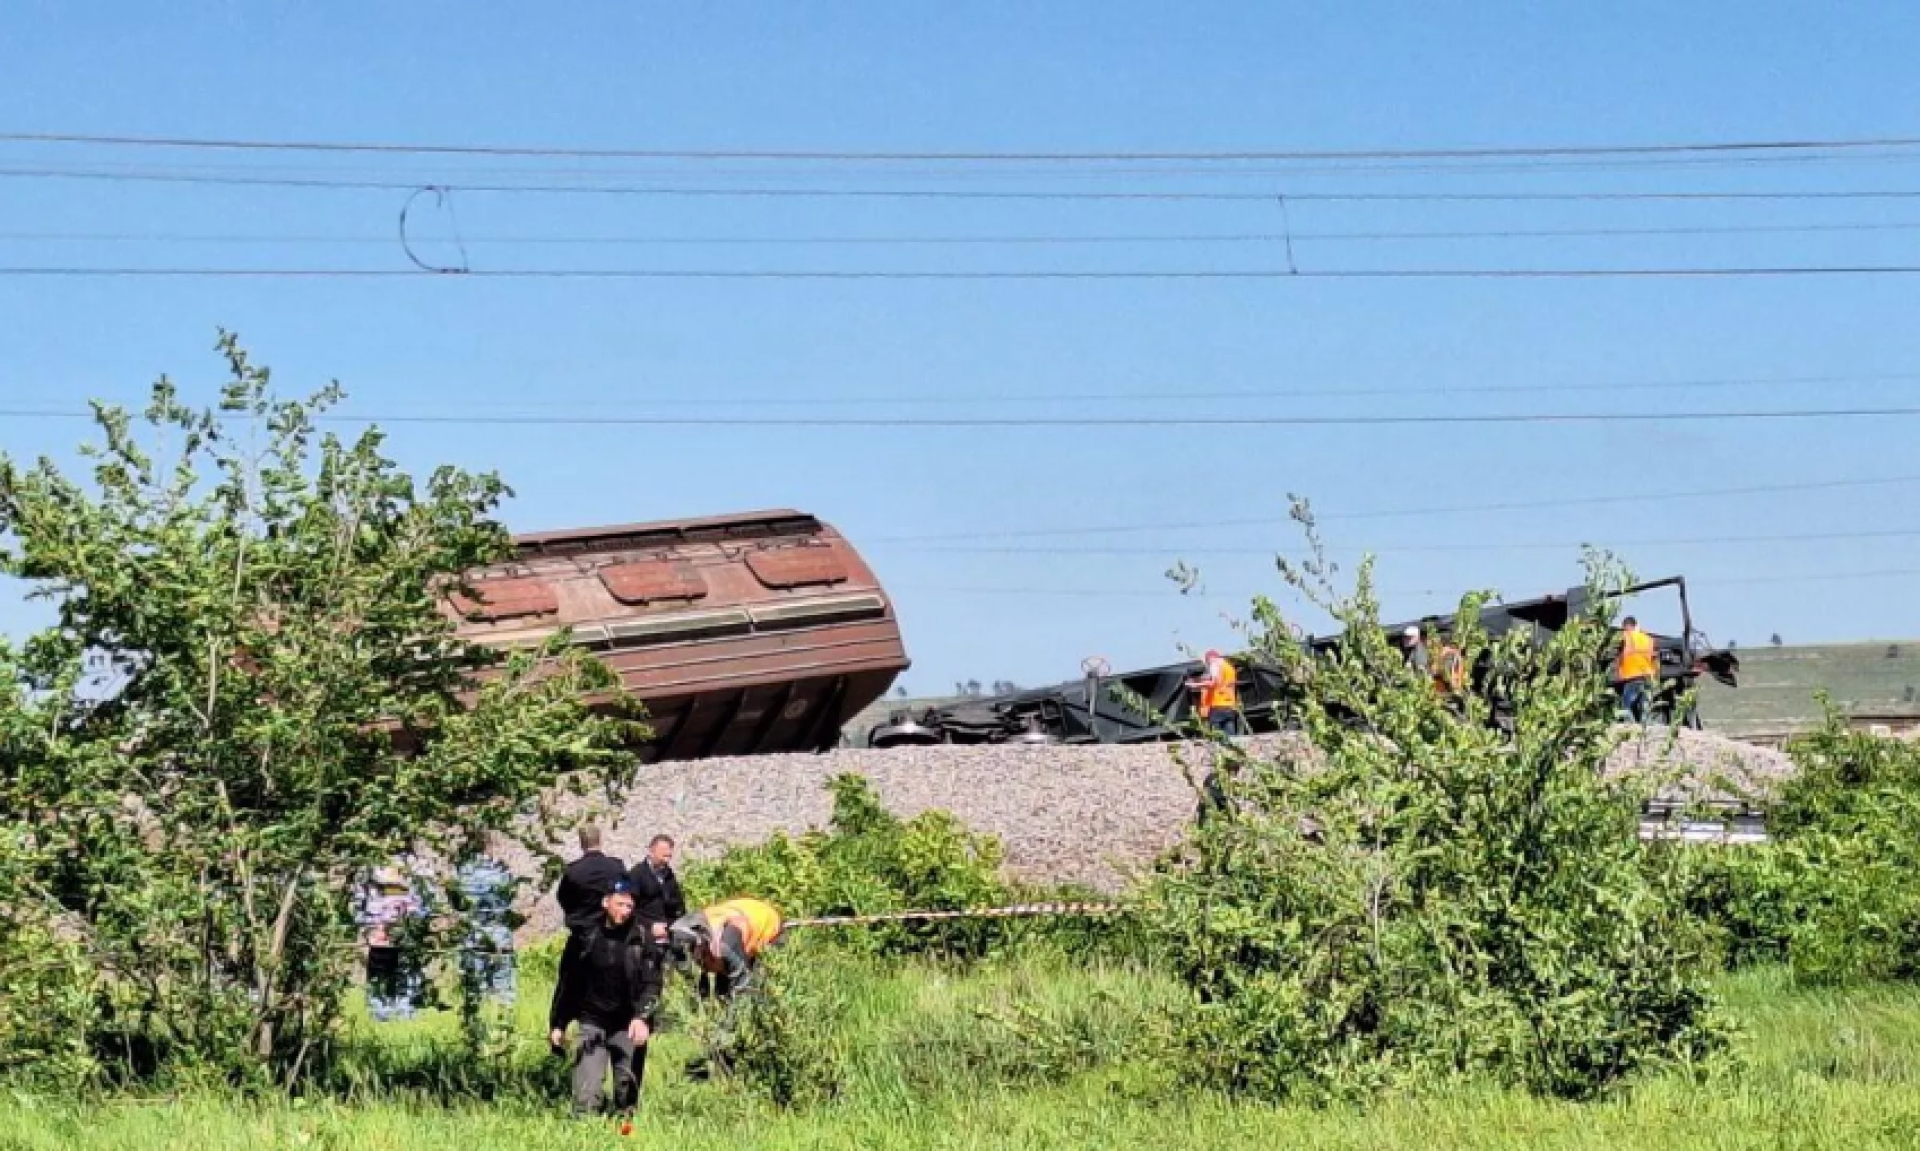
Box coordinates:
[441,508,909,762]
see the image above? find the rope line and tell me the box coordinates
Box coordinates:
[782,900,1128,929]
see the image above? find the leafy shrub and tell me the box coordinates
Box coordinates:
[1729,703,1920,985]
[1140,508,1732,1104]
[682,773,1018,960]
[0,341,643,1092]
[689,942,854,1108]
[1675,844,1799,972]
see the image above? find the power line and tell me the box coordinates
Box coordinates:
[901,566,1920,599]
[10,265,1920,280]
[10,221,1920,246]
[14,164,1920,203]
[14,151,1920,185]
[9,128,1920,162]
[27,370,1920,416]
[9,405,1920,428]
[870,473,1920,543]
[899,526,1920,557]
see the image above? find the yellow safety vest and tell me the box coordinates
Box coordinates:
[1616,628,1657,681]
[705,897,784,955]
[1201,659,1239,714]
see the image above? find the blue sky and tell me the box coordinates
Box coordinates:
[3,1,1919,693]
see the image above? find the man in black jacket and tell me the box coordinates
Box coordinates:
[627,834,686,945]
[548,878,662,1117]
[555,825,627,932]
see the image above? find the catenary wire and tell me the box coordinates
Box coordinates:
[17,152,1920,187]
[15,164,1920,203]
[10,266,1920,279]
[17,151,1920,184]
[897,526,1920,557]
[9,128,1920,162]
[22,370,1920,415]
[898,567,1920,599]
[9,405,1920,427]
[868,472,1920,543]
[11,221,1920,246]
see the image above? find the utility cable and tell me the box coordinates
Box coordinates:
[898,566,1920,600]
[870,472,1920,543]
[9,404,1920,427]
[10,265,1920,279]
[16,370,1918,422]
[10,220,1920,246]
[899,526,1920,557]
[14,164,1920,203]
[8,127,1920,162]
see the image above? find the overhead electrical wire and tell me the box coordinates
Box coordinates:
[8,128,1920,162]
[18,370,1918,416]
[899,526,1920,557]
[13,164,1920,203]
[9,265,1920,280]
[10,221,1920,246]
[901,566,1920,600]
[13,150,1920,184]
[869,472,1920,543]
[8,405,1920,427]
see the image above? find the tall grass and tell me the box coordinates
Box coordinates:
[7,947,1920,1149]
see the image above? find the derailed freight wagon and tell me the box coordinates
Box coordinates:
[864,574,1738,747]
[443,509,910,761]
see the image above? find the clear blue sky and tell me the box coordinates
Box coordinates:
[3,1,1919,693]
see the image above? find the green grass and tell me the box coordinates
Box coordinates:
[8,951,1920,1149]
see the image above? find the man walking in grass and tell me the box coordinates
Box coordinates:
[548,878,664,1119]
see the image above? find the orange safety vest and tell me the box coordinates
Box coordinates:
[705,897,784,956]
[1433,644,1466,693]
[1201,658,1239,714]
[1616,628,1658,682]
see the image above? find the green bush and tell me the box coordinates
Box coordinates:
[1677,702,1920,986]
[0,343,643,1093]
[1675,844,1799,972]
[1139,511,1732,1104]
[682,773,1018,961]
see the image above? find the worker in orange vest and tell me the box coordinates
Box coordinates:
[1187,649,1244,736]
[1432,634,1467,697]
[1614,616,1659,722]
[668,896,784,1000]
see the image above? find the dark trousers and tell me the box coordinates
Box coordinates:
[1206,709,1245,736]
[571,1019,648,1116]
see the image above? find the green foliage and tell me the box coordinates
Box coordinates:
[0,334,645,1093]
[1140,499,1732,1104]
[700,944,854,1109]
[1675,845,1799,972]
[692,942,1166,1111]
[683,773,1016,960]
[1695,701,1920,985]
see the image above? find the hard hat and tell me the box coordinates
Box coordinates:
[1403,626,1420,639]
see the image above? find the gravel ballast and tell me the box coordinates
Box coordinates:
[495,725,1798,942]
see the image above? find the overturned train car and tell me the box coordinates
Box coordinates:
[865,575,1738,748]
[444,509,910,762]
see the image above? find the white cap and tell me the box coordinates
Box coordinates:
[1403,625,1420,638]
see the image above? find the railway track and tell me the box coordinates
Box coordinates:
[1726,712,1920,749]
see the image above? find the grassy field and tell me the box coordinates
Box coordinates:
[8,949,1920,1150]
[1695,641,1920,735]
